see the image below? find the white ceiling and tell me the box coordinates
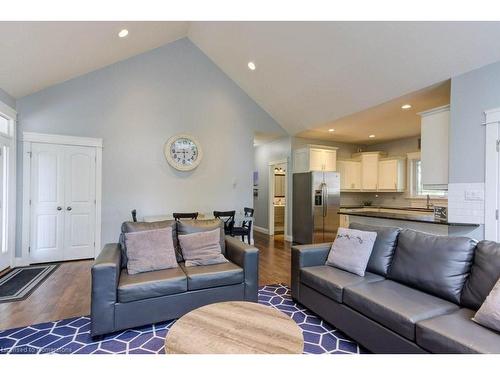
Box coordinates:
[298,80,451,144]
[189,22,500,135]
[0,21,189,98]
[2,21,500,138]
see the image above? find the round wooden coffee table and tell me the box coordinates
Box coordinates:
[165,301,304,354]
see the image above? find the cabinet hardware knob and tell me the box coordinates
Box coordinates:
[66,207,72,211]
[57,206,62,211]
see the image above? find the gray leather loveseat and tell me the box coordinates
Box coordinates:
[91,219,259,337]
[291,223,500,353]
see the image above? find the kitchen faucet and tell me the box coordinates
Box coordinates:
[426,194,434,210]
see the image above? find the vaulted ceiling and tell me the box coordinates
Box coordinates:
[2,21,500,137]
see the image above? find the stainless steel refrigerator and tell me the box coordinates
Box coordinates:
[292,171,340,244]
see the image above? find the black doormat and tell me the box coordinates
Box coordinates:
[0,264,60,303]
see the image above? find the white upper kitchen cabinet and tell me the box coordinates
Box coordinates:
[419,105,449,190]
[293,145,338,173]
[353,152,385,191]
[337,160,361,191]
[378,158,406,191]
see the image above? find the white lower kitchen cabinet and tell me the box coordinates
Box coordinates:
[339,214,349,228]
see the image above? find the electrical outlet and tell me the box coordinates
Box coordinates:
[464,190,484,201]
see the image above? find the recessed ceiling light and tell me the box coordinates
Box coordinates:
[369,134,376,138]
[328,128,335,132]
[118,29,129,38]
[401,104,412,110]
[247,61,256,71]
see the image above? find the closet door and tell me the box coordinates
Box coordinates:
[30,143,65,263]
[63,146,96,260]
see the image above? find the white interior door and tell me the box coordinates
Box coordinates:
[63,146,96,260]
[30,143,96,263]
[30,143,65,263]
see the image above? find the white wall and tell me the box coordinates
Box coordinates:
[15,38,285,256]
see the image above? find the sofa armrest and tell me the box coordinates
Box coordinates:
[225,236,259,302]
[91,243,121,336]
[291,243,331,300]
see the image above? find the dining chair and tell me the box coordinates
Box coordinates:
[173,212,199,221]
[231,207,254,244]
[131,209,137,222]
[213,210,236,235]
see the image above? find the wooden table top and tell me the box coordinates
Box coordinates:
[165,301,304,354]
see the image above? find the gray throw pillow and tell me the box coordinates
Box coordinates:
[177,219,225,255]
[178,228,228,267]
[326,227,377,277]
[124,227,179,275]
[120,220,180,266]
[473,277,500,333]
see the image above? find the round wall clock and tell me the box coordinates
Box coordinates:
[164,134,203,171]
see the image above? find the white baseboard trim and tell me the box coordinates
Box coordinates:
[12,257,30,267]
[285,235,293,242]
[253,225,269,235]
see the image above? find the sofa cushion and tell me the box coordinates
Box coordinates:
[472,277,500,333]
[179,261,244,291]
[388,229,476,304]
[124,227,179,275]
[177,219,225,255]
[325,227,377,276]
[416,308,500,354]
[120,220,180,266]
[461,240,500,310]
[178,228,228,267]
[300,265,384,302]
[344,280,459,340]
[349,222,400,276]
[117,267,187,303]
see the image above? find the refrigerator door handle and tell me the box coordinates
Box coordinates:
[322,184,327,217]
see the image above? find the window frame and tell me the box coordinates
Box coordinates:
[407,152,448,199]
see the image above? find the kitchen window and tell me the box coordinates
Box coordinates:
[408,153,447,198]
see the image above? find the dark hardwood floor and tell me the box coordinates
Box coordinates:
[253,232,292,286]
[0,232,291,330]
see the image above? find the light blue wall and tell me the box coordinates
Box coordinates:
[16,38,286,255]
[450,61,500,183]
[0,87,16,110]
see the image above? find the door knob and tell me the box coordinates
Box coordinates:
[57,206,62,211]
[66,206,72,211]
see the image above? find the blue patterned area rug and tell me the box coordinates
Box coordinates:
[0,284,367,354]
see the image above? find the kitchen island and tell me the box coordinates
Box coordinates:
[339,207,481,238]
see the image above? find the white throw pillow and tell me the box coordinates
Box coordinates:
[326,227,377,277]
[472,277,500,333]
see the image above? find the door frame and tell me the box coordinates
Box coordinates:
[268,158,289,239]
[21,132,103,265]
[0,100,16,271]
[484,107,500,241]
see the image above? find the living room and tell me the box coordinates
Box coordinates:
[1,1,500,373]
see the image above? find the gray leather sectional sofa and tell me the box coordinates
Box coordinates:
[291,223,500,353]
[91,219,259,337]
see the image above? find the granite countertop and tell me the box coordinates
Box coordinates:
[338,208,479,227]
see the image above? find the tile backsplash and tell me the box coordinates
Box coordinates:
[447,183,485,224]
[340,192,448,208]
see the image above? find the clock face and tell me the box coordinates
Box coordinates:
[164,135,203,171]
